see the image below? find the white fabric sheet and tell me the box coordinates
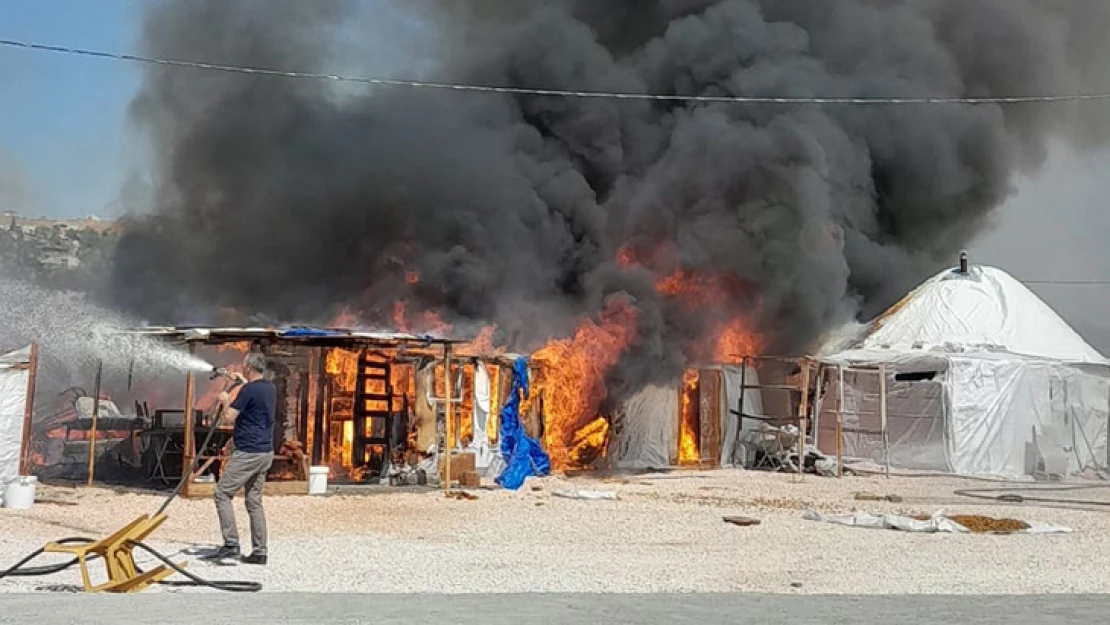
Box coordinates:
[0,347,31,486]
[860,265,1106,364]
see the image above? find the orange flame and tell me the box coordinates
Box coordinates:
[678,370,700,464]
[713,318,761,364]
[326,348,359,395]
[532,298,638,470]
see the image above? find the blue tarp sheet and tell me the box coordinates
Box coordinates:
[279,327,348,338]
[496,357,551,490]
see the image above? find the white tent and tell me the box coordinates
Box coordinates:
[819,265,1110,478]
[0,345,34,487]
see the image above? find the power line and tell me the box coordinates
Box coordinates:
[1024,280,1110,286]
[5,37,1110,105]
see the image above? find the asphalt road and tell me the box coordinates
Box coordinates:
[0,593,1105,624]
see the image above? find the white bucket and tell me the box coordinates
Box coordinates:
[308,466,329,495]
[4,476,37,509]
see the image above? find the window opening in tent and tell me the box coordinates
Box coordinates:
[894,371,937,382]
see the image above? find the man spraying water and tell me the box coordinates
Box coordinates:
[205,352,276,565]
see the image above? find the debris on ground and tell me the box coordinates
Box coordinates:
[552,489,619,501]
[854,492,904,503]
[804,509,1071,534]
[445,490,478,501]
[913,514,1029,533]
[723,516,762,527]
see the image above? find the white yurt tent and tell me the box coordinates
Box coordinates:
[819,262,1110,478]
[0,346,34,489]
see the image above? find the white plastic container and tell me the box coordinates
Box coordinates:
[308,466,329,495]
[4,476,37,509]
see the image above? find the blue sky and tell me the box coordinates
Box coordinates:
[0,0,142,219]
[0,0,432,219]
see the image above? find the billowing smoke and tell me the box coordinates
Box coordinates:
[109,0,1110,394]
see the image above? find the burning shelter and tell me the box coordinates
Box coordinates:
[24,327,542,493]
[817,258,1110,479]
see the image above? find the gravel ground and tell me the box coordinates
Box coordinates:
[3,470,1109,594]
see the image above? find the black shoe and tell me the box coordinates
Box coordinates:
[241,553,267,565]
[202,545,240,560]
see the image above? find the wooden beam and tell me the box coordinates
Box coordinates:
[443,343,453,491]
[181,343,198,499]
[312,347,327,465]
[796,361,811,480]
[86,359,103,487]
[836,365,845,479]
[18,342,39,476]
[17,339,38,477]
[880,363,890,479]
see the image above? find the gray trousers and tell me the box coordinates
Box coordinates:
[214,450,274,555]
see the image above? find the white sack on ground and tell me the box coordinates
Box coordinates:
[802,509,1072,534]
[552,489,619,501]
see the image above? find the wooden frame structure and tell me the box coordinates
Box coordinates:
[813,363,891,478]
[107,327,467,497]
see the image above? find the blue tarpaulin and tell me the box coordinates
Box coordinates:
[496,357,551,490]
[279,327,348,338]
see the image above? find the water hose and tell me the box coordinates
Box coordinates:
[0,376,262,591]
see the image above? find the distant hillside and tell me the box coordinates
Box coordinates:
[0,215,121,293]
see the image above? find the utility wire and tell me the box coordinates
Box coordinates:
[5,37,1110,105]
[1024,280,1110,286]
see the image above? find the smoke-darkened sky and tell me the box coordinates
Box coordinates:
[971,143,1110,355]
[102,0,1110,393]
[3,0,1109,384]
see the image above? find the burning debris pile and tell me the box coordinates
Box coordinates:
[105,1,1110,469]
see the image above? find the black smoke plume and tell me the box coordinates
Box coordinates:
[110,0,1110,394]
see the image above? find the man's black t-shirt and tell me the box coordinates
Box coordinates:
[230,379,276,453]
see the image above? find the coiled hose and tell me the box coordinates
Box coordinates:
[0,378,262,592]
[954,483,1110,508]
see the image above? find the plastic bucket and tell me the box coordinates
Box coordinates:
[308,466,329,495]
[4,476,37,509]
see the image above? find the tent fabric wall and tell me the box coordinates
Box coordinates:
[607,366,767,470]
[945,357,1110,477]
[818,351,1110,478]
[720,365,763,468]
[0,346,31,487]
[815,365,948,471]
[609,385,678,470]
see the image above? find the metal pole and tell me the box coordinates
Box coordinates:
[880,364,891,479]
[181,343,198,498]
[836,365,844,479]
[443,343,453,491]
[17,343,39,476]
[735,357,747,466]
[796,360,810,479]
[86,359,103,487]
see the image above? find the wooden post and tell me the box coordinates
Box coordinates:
[836,365,845,478]
[812,364,824,457]
[443,343,453,491]
[880,364,890,479]
[181,343,198,499]
[796,360,811,479]
[86,359,103,487]
[17,343,39,476]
